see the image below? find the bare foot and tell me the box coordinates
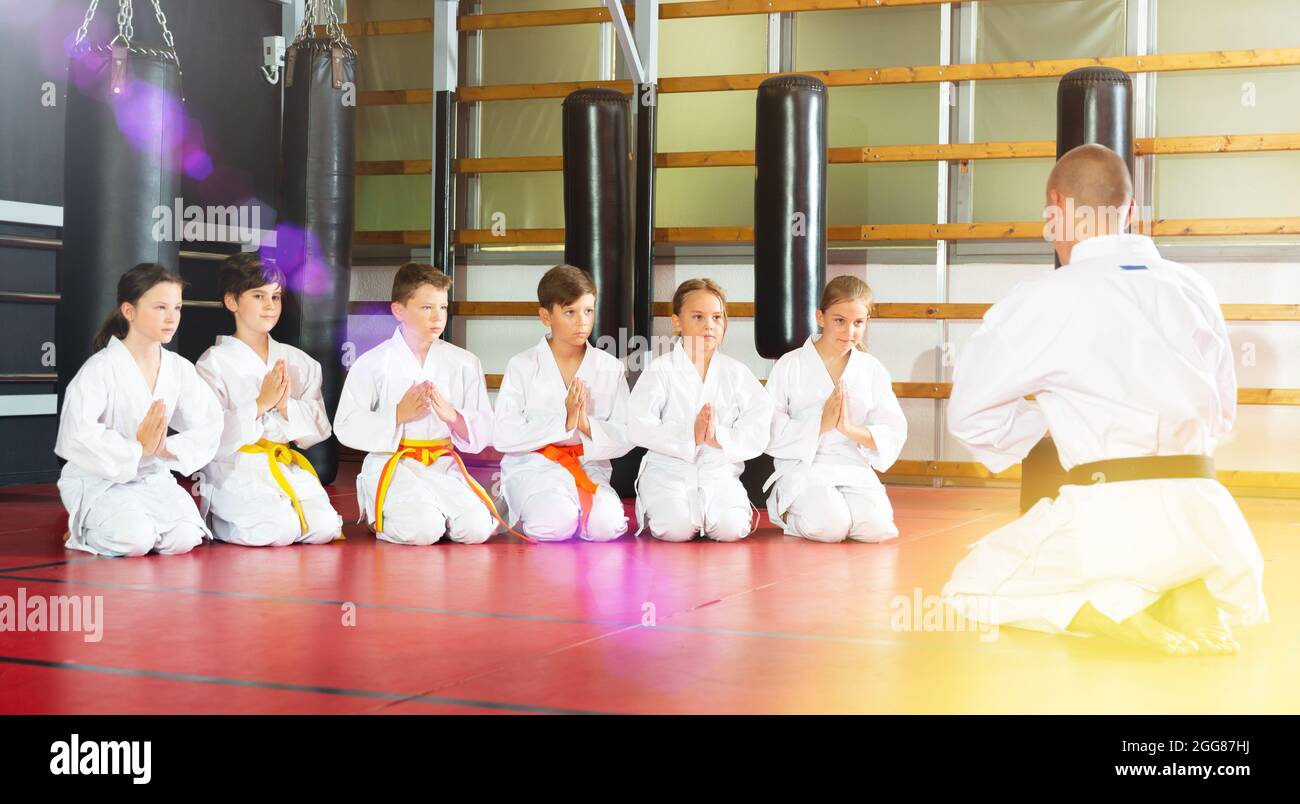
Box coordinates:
[1150,580,1239,656]
[1069,602,1200,656]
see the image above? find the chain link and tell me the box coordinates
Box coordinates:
[323,0,349,46]
[150,0,175,50]
[114,0,133,44]
[295,0,350,47]
[74,0,101,46]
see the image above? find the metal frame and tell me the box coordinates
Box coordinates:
[1127,0,1157,223]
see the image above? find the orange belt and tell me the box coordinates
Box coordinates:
[536,443,599,535]
[373,438,534,543]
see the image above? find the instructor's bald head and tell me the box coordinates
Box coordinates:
[1046,143,1132,211]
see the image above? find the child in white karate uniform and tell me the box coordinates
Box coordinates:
[195,253,343,546]
[493,265,633,542]
[55,262,223,557]
[335,263,511,545]
[763,276,908,543]
[628,278,772,541]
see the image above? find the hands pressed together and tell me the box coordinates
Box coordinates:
[256,359,292,418]
[135,399,175,459]
[693,403,723,449]
[564,378,593,437]
[819,380,874,448]
[396,380,460,426]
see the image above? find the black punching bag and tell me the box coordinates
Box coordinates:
[275,36,357,486]
[1020,67,1134,513]
[754,75,827,360]
[562,88,633,353]
[60,45,181,401]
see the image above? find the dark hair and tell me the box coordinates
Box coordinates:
[92,263,187,352]
[392,262,451,305]
[218,252,287,305]
[537,264,596,311]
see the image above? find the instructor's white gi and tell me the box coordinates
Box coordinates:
[942,234,1269,633]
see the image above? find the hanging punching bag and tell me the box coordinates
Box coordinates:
[562,88,633,353]
[1020,67,1134,513]
[60,35,182,402]
[274,24,356,486]
[754,75,827,360]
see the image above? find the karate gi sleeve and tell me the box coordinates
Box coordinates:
[333,353,401,453]
[195,350,264,459]
[581,366,634,461]
[947,291,1065,473]
[53,361,145,484]
[856,360,907,472]
[765,359,821,465]
[492,356,571,454]
[277,356,333,450]
[627,361,698,463]
[713,369,774,464]
[449,356,494,454]
[161,361,224,477]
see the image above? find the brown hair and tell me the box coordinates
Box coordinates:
[218,252,287,304]
[391,262,452,305]
[670,278,728,337]
[819,275,875,352]
[92,263,186,352]
[537,264,597,310]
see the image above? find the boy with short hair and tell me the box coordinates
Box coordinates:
[493,265,634,541]
[196,253,343,546]
[334,262,511,545]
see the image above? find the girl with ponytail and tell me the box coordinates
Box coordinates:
[54,263,223,557]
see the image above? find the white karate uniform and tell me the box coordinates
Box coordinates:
[763,336,908,543]
[494,336,633,542]
[54,337,223,557]
[628,342,772,541]
[195,335,342,547]
[334,327,496,545]
[942,234,1269,634]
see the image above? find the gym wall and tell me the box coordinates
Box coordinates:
[0,0,287,484]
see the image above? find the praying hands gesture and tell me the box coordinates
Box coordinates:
[565,379,593,437]
[256,360,290,418]
[822,380,876,449]
[694,403,722,449]
[136,399,175,459]
[396,380,434,425]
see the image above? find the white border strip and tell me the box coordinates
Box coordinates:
[0,394,57,417]
[0,201,62,228]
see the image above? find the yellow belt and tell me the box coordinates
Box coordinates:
[238,438,321,535]
[373,438,534,543]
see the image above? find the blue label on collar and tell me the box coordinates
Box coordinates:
[1119,264,1148,271]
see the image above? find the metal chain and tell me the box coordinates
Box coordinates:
[114,0,134,45]
[150,0,175,50]
[323,0,349,46]
[74,0,101,46]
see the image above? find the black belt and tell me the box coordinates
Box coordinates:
[1065,454,1215,486]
